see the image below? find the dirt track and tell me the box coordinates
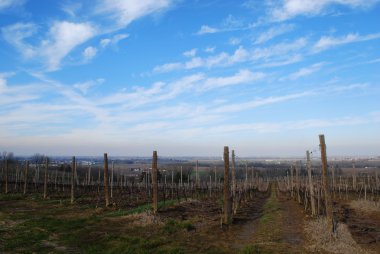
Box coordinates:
[158,184,309,253]
[337,202,380,253]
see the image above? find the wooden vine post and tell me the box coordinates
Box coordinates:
[104,153,110,207]
[290,165,294,198]
[23,161,29,194]
[4,157,8,194]
[296,163,301,203]
[43,157,49,199]
[306,151,316,216]
[111,161,114,198]
[223,146,232,225]
[231,149,236,213]
[352,161,356,191]
[319,134,333,232]
[152,151,158,214]
[331,165,336,197]
[196,160,199,188]
[71,156,75,204]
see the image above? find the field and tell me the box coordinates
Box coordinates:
[1,149,380,253]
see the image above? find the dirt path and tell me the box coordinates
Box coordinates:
[158,183,310,253]
[244,186,307,253]
[337,203,380,253]
[277,191,305,246]
[157,191,270,253]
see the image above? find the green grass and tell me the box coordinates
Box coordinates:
[0,214,95,252]
[104,236,184,254]
[259,192,281,225]
[162,219,195,234]
[0,193,24,201]
[105,199,180,217]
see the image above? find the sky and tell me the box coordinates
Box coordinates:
[0,0,380,157]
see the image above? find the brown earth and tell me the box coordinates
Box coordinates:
[336,202,380,253]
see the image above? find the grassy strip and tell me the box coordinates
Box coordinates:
[0,195,189,253]
[256,184,282,241]
[239,184,283,254]
[162,219,195,234]
[0,193,24,201]
[104,199,180,217]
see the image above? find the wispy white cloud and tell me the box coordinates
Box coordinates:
[228,37,242,45]
[43,21,97,71]
[313,32,380,52]
[183,48,197,57]
[2,1,173,71]
[153,62,183,73]
[94,0,173,30]
[1,22,37,58]
[251,37,307,60]
[153,46,249,73]
[61,2,82,17]
[254,24,294,44]
[0,72,15,91]
[73,78,104,94]
[212,83,367,114]
[196,14,256,36]
[258,54,303,68]
[2,21,97,71]
[100,33,129,47]
[153,38,307,73]
[204,47,215,53]
[196,25,219,35]
[212,92,312,114]
[285,62,325,80]
[200,69,265,91]
[366,58,380,64]
[269,0,380,21]
[202,113,380,135]
[99,69,264,107]
[83,46,98,61]
[0,68,373,155]
[0,0,25,11]
[0,75,46,107]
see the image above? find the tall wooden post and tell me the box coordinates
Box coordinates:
[23,161,29,194]
[4,157,8,194]
[43,157,48,199]
[290,166,294,198]
[111,161,114,198]
[245,162,248,190]
[195,160,199,188]
[331,165,336,197]
[152,151,158,214]
[296,163,301,203]
[88,165,91,185]
[223,146,232,225]
[104,153,110,207]
[180,166,183,187]
[214,166,217,188]
[319,134,333,232]
[306,151,316,216]
[231,150,236,199]
[171,170,174,199]
[71,156,75,204]
[231,150,236,213]
[352,161,356,191]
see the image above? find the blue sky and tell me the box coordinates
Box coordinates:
[0,0,379,157]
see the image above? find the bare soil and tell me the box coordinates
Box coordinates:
[336,202,380,253]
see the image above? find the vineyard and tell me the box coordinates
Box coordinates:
[1,135,379,253]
